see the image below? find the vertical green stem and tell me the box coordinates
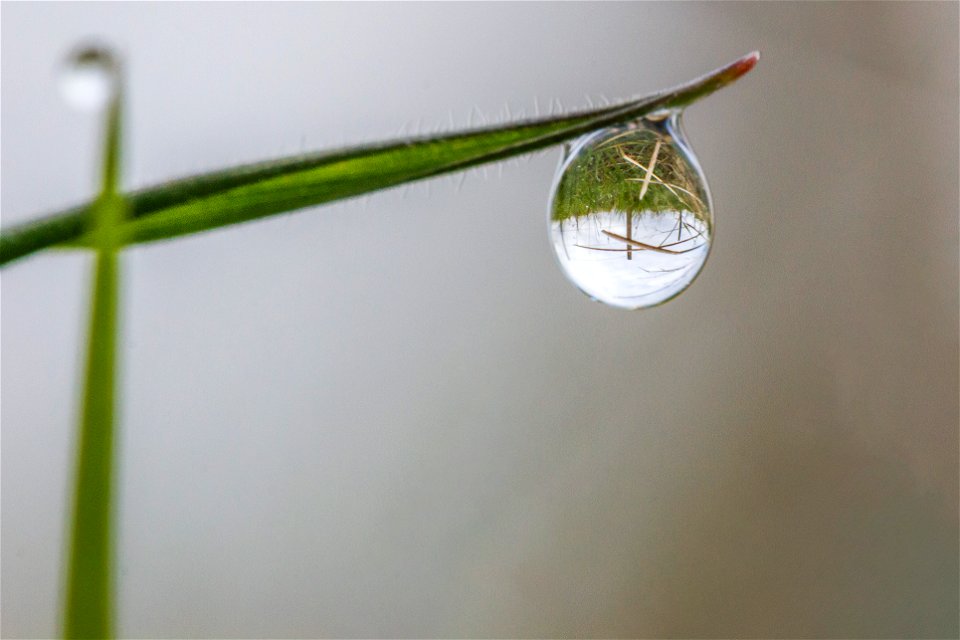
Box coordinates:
[64,72,124,640]
[65,246,119,639]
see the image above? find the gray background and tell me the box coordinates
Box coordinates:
[2,2,957,638]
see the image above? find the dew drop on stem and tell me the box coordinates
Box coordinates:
[548,111,713,309]
[59,44,119,112]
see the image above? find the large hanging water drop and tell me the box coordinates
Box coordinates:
[548,112,713,309]
[59,45,119,112]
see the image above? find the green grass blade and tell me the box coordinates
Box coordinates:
[64,241,119,640]
[0,52,757,266]
[64,70,125,639]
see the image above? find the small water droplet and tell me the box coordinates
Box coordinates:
[59,45,118,112]
[548,112,713,309]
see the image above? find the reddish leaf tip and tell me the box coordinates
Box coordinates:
[734,51,760,77]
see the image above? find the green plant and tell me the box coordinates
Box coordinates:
[0,50,756,638]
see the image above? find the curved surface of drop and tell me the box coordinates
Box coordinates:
[549,113,713,309]
[59,45,119,112]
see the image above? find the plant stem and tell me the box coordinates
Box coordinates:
[0,52,758,266]
[65,243,119,639]
[64,77,124,640]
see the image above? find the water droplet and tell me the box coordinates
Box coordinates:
[59,45,118,112]
[549,112,713,309]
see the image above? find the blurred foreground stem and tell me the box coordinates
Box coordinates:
[64,74,125,639]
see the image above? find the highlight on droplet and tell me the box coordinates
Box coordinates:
[59,44,119,112]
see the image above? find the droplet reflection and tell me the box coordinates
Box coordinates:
[549,113,713,309]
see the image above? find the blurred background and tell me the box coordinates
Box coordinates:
[2,3,957,638]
